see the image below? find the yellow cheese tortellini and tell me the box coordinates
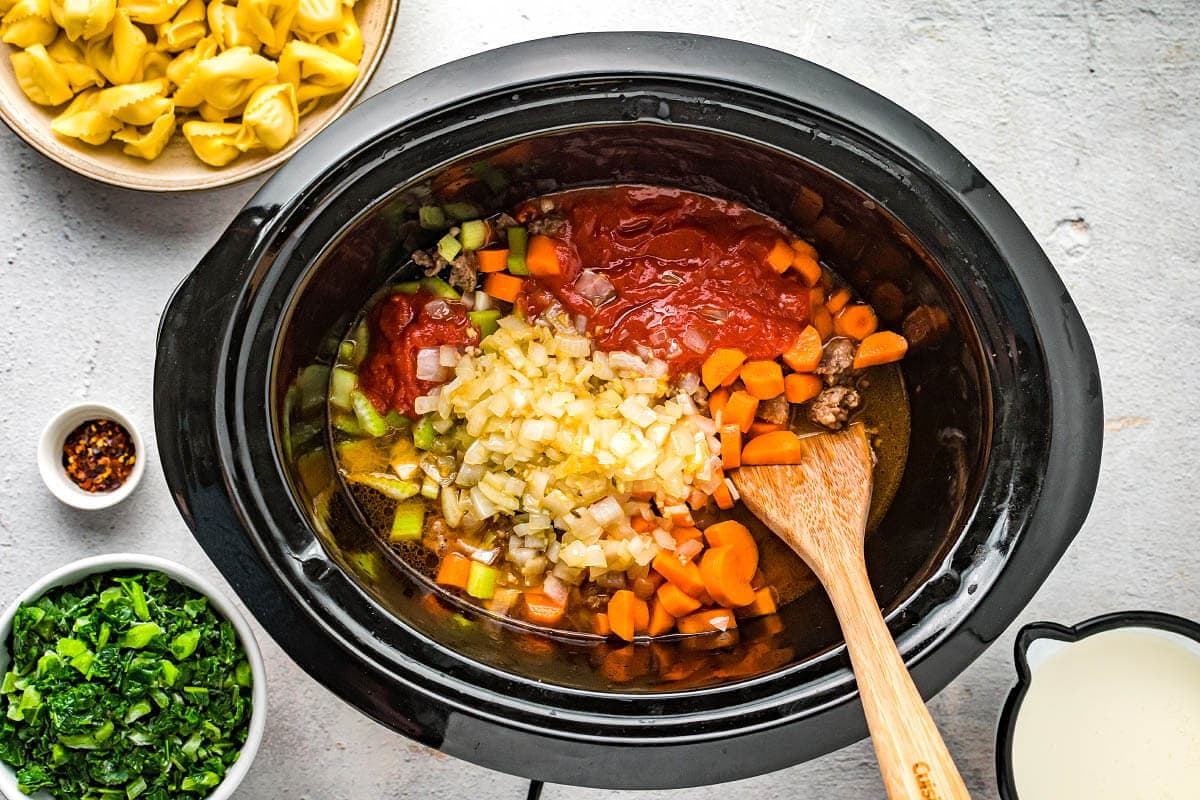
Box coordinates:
[117,0,184,25]
[46,33,102,90]
[10,42,71,103]
[4,0,364,165]
[241,80,292,149]
[155,0,204,52]
[276,39,352,104]
[2,0,58,48]
[112,106,174,158]
[84,9,147,84]
[181,118,256,164]
[50,87,121,142]
[173,45,275,112]
[49,0,114,42]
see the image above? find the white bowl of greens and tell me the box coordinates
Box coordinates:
[0,554,267,800]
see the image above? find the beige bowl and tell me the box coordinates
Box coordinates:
[0,0,398,192]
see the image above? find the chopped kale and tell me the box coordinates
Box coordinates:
[0,571,254,799]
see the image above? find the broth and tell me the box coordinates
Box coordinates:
[328,185,910,640]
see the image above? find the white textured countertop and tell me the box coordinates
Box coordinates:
[2,1,1198,797]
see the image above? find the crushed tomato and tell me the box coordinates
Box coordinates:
[517,186,812,375]
[358,290,479,416]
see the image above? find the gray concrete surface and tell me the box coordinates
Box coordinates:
[1,1,1198,797]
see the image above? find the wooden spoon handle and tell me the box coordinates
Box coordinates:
[818,549,972,800]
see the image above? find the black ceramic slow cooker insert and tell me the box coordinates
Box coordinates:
[154,33,1103,789]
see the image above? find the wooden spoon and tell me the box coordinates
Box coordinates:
[732,424,971,800]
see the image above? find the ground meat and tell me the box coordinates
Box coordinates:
[410,248,436,272]
[758,395,790,425]
[809,385,861,430]
[494,212,518,231]
[526,214,566,236]
[816,337,857,386]
[448,251,478,294]
[427,519,451,558]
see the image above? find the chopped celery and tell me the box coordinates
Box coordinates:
[384,410,410,430]
[443,201,478,221]
[329,367,357,410]
[351,321,370,366]
[465,561,498,599]
[459,219,488,250]
[437,233,462,263]
[331,412,363,437]
[393,281,421,295]
[418,205,446,229]
[338,341,354,362]
[413,415,435,450]
[389,500,425,542]
[344,472,420,500]
[420,475,440,500]
[350,390,388,437]
[421,276,460,299]
[468,309,501,338]
[297,365,331,414]
[506,226,529,275]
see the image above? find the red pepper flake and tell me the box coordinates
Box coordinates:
[62,418,136,493]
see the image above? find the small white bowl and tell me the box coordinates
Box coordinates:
[0,554,268,800]
[37,403,146,510]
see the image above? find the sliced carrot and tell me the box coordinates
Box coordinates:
[747,420,785,437]
[652,553,706,597]
[719,366,742,387]
[782,325,823,373]
[630,515,655,533]
[765,238,794,273]
[687,491,709,511]
[708,386,730,421]
[523,591,567,626]
[853,330,909,369]
[784,373,823,404]
[476,248,509,273]
[720,424,742,470]
[634,597,650,634]
[741,430,806,465]
[812,306,834,340]
[790,238,819,260]
[791,253,822,287]
[525,234,561,276]
[592,612,611,636]
[701,348,746,391]
[483,272,524,303]
[834,304,878,341]
[672,526,704,545]
[435,552,471,589]
[670,507,694,527]
[657,582,702,618]
[608,589,639,642]
[702,521,758,583]
[712,480,735,510]
[809,286,826,312]
[739,360,785,400]
[722,390,759,433]
[700,545,756,607]
[826,287,852,314]
[736,587,778,619]
[648,598,675,636]
[677,608,738,635]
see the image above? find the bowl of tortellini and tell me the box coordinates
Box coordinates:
[0,0,396,190]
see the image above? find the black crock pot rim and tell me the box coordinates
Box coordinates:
[994,610,1200,800]
[156,32,1104,788]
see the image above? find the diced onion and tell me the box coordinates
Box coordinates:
[416,348,443,380]
[574,269,616,306]
[677,538,703,560]
[682,328,710,353]
[426,299,451,320]
[541,574,569,605]
[439,345,459,367]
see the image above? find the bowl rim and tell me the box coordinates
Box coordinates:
[154,31,1104,788]
[0,0,399,193]
[993,610,1200,800]
[0,553,268,800]
[36,402,146,510]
